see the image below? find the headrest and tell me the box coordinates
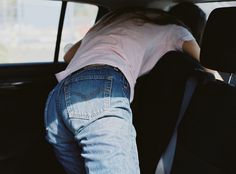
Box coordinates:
[200,7,236,73]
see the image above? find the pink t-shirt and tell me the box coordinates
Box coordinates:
[56,19,194,101]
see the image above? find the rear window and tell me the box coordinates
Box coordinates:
[0,0,98,63]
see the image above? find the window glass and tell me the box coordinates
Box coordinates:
[0,0,61,63]
[59,3,98,61]
[197,1,236,19]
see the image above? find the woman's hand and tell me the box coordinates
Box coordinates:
[182,40,223,81]
[64,40,82,64]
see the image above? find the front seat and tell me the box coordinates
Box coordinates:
[132,50,208,173]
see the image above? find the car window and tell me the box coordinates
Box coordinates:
[59,2,98,62]
[0,0,61,63]
[197,1,236,18]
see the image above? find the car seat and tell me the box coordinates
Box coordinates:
[132,50,211,173]
[171,7,236,174]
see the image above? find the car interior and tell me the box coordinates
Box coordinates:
[0,0,236,174]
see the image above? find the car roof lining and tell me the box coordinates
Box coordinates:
[56,0,236,10]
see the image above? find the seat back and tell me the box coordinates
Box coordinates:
[200,7,236,73]
[132,51,210,173]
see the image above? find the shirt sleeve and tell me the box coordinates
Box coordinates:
[170,25,195,51]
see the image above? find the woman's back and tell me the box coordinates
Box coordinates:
[57,9,194,100]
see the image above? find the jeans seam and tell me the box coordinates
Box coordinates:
[104,76,112,111]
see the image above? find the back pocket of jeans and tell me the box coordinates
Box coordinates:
[64,76,112,120]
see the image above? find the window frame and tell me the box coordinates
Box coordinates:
[54,1,67,63]
[54,1,105,63]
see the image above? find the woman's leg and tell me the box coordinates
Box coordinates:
[45,84,86,174]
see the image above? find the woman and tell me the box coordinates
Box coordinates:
[44,8,216,174]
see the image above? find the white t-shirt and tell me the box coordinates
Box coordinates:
[56,18,194,101]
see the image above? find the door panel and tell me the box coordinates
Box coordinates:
[0,63,66,174]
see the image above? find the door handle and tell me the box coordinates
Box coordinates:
[0,81,32,89]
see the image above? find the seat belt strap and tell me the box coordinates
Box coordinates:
[155,76,198,174]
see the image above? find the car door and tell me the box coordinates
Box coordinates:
[0,1,98,173]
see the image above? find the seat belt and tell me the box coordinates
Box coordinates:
[155,75,199,174]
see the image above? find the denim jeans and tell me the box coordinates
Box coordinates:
[44,65,140,174]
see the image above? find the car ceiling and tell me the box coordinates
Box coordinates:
[57,0,236,10]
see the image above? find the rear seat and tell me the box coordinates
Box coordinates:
[171,7,236,174]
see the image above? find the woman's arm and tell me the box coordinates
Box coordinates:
[182,40,223,81]
[64,40,82,63]
[182,40,200,61]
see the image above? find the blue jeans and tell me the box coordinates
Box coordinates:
[44,65,140,174]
